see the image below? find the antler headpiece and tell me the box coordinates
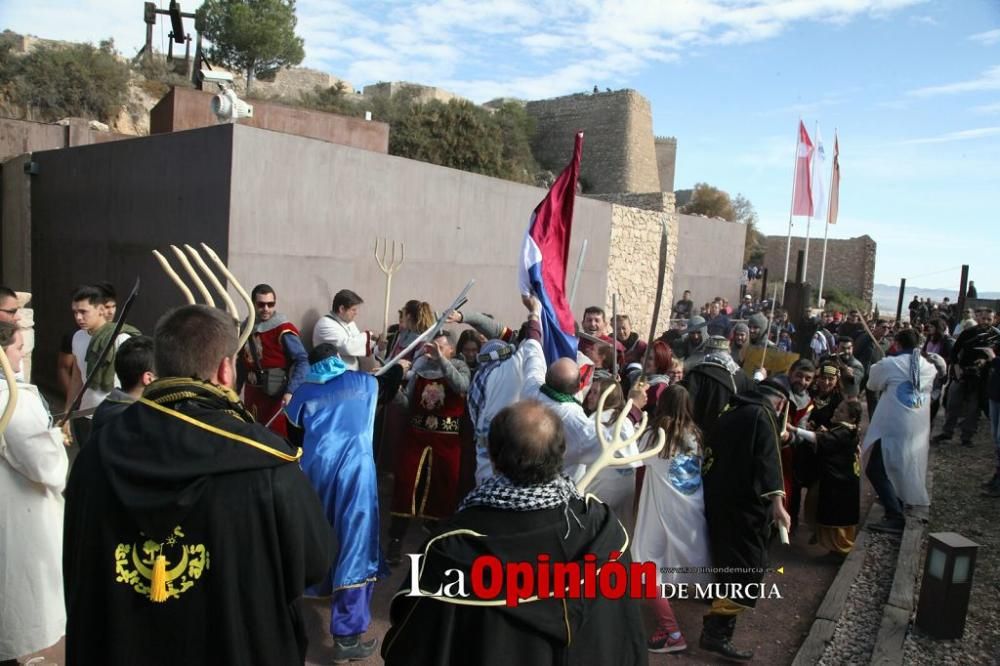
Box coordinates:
[153,243,255,348]
[575,383,666,494]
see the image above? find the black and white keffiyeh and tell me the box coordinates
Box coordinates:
[460,473,584,537]
[460,473,581,511]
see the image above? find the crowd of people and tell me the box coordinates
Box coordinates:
[0,275,997,665]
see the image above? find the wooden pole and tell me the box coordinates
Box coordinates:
[895,278,907,324]
[957,264,970,316]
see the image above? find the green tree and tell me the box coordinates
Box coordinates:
[732,193,765,265]
[197,0,305,93]
[8,39,130,123]
[680,182,736,221]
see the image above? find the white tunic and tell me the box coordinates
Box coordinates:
[587,409,638,537]
[631,430,713,585]
[862,352,937,506]
[0,381,68,660]
[312,315,371,371]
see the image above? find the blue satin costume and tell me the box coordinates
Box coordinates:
[285,356,388,637]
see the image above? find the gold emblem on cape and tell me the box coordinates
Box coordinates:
[115,526,209,602]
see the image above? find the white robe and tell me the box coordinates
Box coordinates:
[0,381,68,660]
[587,409,637,537]
[862,353,937,506]
[632,430,712,585]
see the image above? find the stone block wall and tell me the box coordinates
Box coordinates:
[762,234,877,306]
[361,82,468,105]
[235,67,355,99]
[590,192,677,337]
[525,90,660,195]
[655,136,677,193]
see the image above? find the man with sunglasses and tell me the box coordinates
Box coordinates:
[237,284,308,436]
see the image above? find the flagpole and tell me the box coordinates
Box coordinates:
[781,120,802,305]
[801,120,822,288]
[817,129,837,308]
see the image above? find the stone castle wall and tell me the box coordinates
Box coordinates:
[655,136,677,193]
[762,234,877,306]
[361,82,466,105]
[525,90,661,195]
[233,67,355,99]
[591,192,677,337]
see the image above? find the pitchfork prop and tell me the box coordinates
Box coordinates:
[576,384,666,494]
[153,243,256,349]
[374,237,404,338]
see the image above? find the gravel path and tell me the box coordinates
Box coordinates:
[816,530,900,665]
[902,423,1000,665]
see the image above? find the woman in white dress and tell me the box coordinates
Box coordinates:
[631,385,712,653]
[0,321,68,662]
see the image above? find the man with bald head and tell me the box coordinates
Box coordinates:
[520,306,647,484]
[383,400,647,665]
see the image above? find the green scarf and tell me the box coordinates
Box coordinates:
[540,383,582,406]
[85,322,143,393]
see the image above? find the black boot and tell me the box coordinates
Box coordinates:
[700,614,753,662]
[332,634,377,663]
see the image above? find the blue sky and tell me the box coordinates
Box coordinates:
[3,0,998,290]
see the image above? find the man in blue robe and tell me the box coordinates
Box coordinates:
[285,343,394,662]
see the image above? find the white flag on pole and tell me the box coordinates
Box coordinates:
[811,125,827,222]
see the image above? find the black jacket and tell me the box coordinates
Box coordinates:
[65,379,330,666]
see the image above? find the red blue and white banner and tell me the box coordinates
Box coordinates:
[519,131,582,363]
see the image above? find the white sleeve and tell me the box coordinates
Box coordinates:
[1,391,68,491]
[312,317,334,347]
[518,339,546,400]
[339,323,371,358]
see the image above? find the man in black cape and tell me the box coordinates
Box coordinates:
[382,400,647,666]
[64,305,331,665]
[682,335,754,434]
[701,379,791,662]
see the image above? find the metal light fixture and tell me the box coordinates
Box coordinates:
[915,532,979,639]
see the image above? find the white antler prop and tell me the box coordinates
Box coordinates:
[153,250,195,304]
[0,341,18,433]
[576,384,665,494]
[199,243,255,349]
[184,244,238,318]
[152,244,256,349]
[374,237,405,338]
[170,245,214,306]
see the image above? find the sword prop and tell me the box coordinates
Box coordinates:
[758,285,780,373]
[639,218,670,382]
[375,282,474,377]
[59,277,140,427]
[611,293,618,379]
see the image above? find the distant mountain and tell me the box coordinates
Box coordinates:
[872,283,999,315]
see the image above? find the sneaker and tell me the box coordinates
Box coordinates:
[932,433,951,445]
[868,518,904,535]
[648,633,687,653]
[332,635,377,663]
[386,538,403,566]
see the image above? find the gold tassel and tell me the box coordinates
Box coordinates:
[150,553,168,602]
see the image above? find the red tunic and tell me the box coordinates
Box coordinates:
[781,400,814,512]
[392,373,466,520]
[241,322,300,437]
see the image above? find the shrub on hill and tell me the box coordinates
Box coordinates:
[3,38,130,123]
